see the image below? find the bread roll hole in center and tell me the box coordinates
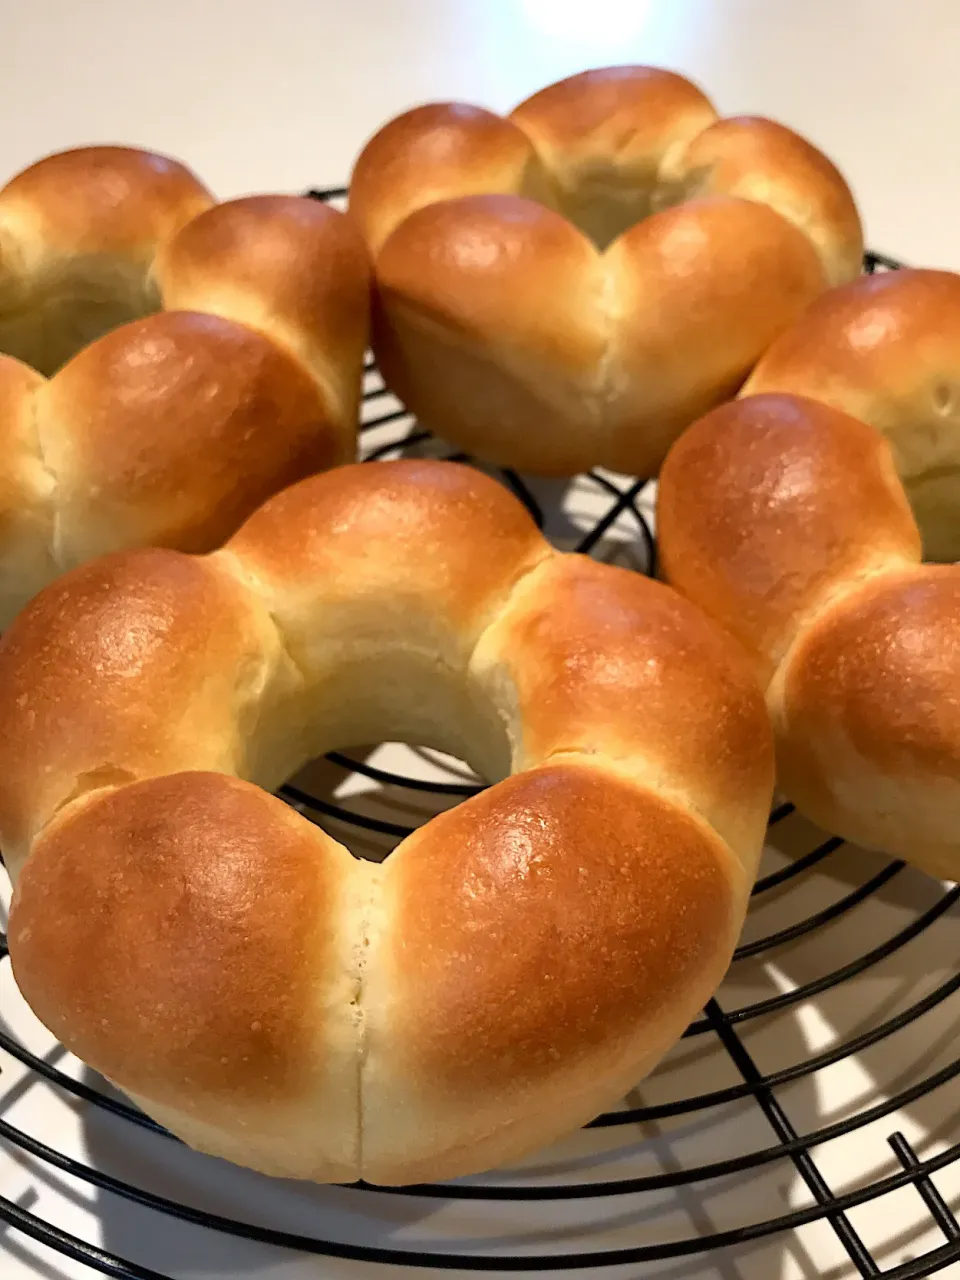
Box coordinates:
[272,656,513,865]
[285,740,493,865]
[0,263,159,376]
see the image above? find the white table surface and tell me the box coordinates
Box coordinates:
[2,4,960,1279]
[2,0,960,270]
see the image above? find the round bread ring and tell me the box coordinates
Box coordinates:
[658,269,960,879]
[348,65,862,477]
[0,146,370,627]
[0,459,773,1185]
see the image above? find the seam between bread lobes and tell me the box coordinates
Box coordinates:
[371,192,828,478]
[658,332,960,879]
[350,71,862,285]
[2,459,772,1184]
[348,67,862,477]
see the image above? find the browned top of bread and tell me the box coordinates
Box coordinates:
[11,771,354,1107]
[743,268,960,563]
[657,116,863,285]
[1,458,774,1185]
[658,394,922,684]
[473,552,773,858]
[350,64,862,282]
[40,311,342,565]
[777,566,960,779]
[350,104,547,256]
[380,761,732,1091]
[360,756,741,1181]
[0,146,213,264]
[372,188,826,477]
[744,269,960,404]
[0,459,772,864]
[154,195,370,415]
[0,147,370,624]
[0,547,284,857]
[373,192,609,390]
[768,564,960,879]
[349,65,860,480]
[227,456,550,634]
[657,273,960,876]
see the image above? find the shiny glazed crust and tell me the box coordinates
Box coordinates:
[1,459,774,1184]
[0,146,370,626]
[659,271,960,878]
[349,65,862,475]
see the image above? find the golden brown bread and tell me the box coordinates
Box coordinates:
[506,65,718,248]
[1,459,774,1184]
[153,194,370,426]
[655,116,864,286]
[742,268,960,562]
[348,104,550,259]
[350,65,862,475]
[659,273,960,879]
[471,553,769,858]
[658,394,922,686]
[0,146,212,373]
[13,772,360,1180]
[373,192,825,476]
[0,546,289,862]
[40,312,346,565]
[769,568,960,882]
[0,147,370,627]
[362,760,741,1183]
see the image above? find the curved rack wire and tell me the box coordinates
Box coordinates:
[0,213,958,1278]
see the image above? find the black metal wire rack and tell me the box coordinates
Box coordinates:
[0,195,958,1278]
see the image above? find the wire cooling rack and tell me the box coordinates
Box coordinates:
[1,194,958,1278]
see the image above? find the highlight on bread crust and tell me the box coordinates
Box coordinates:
[741,268,960,564]
[658,269,960,878]
[0,146,371,627]
[349,65,862,477]
[0,458,774,1185]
